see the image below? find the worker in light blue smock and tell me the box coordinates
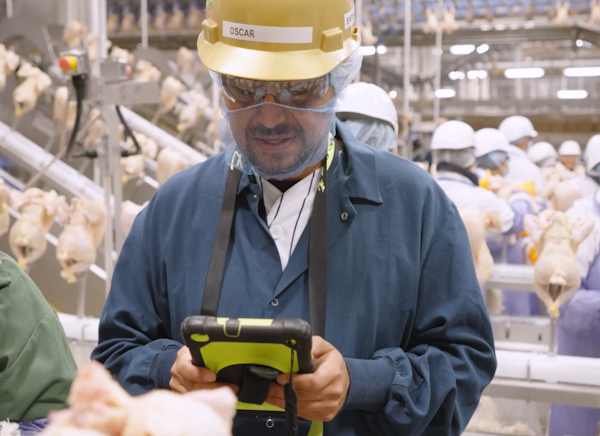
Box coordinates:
[475,128,541,316]
[549,146,600,436]
[91,4,497,430]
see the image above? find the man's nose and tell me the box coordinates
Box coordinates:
[254,95,287,129]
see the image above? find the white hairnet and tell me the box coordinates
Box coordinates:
[341,118,396,151]
[433,148,476,169]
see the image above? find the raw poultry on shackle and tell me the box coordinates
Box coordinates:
[53,86,77,138]
[156,147,190,186]
[207,108,224,141]
[62,19,87,48]
[134,60,161,83]
[12,63,52,117]
[56,198,107,284]
[177,89,210,132]
[459,207,502,290]
[166,2,185,31]
[9,189,68,270]
[0,44,21,92]
[83,109,104,154]
[110,46,134,66]
[120,201,148,238]
[543,164,585,212]
[442,7,460,33]
[0,179,12,238]
[524,210,594,318]
[176,47,195,73]
[120,132,158,183]
[187,2,206,29]
[39,362,236,436]
[158,76,187,116]
[553,1,573,26]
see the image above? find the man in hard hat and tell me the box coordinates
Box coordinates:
[475,128,540,316]
[432,121,515,233]
[549,145,600,436]
[336,82,398,153]
[498,115,545,195]
[93,1,496,435]
[528,141,557,168]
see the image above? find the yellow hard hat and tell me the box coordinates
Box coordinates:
[197,0,361,81]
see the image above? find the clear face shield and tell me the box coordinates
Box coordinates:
[211,49,363,180]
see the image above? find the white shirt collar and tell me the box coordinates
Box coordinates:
[257,169,321,271]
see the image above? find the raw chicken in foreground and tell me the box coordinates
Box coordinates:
[56,198,107,283]
[13,63,52,117]
[466,396,536,436]
[40,362,236,436]
[524,210,594,317]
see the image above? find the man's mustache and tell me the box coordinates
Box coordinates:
[247,123,303,138]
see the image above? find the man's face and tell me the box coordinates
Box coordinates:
[223,86,335,178]
[561,155,578,170]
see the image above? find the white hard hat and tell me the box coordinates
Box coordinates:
[430,120,476,150]
[558,140,581,156]
[584,135,600,163]
[587,144,600,172]
[337,82,399,135]
[498,116,538,144]
[528,141,557,164]
[474,128,511,158]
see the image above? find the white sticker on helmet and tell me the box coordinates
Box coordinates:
[223,21,313,44]
[344,6,355,29]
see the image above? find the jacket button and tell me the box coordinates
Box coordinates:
[266,418,275,428]
[271,299,279,307]
[341,212,348,221]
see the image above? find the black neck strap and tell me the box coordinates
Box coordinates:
[436,162,480,186]
[201,144,335,338]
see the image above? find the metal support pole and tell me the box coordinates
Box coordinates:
[141,0,149,49]
[354,0,363,82]
[76,272,88,319]
[403,0,412,159]
[549,316,558,356]
[98,0,108,60]
[6,0,13,18]
[433,0,443,124]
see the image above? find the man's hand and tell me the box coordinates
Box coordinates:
[265,336,350,422]
[170,346,239,394]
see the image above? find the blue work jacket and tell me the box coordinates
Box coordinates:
[92,121,496,436]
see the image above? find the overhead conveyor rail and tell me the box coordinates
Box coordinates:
[119,107,207,166]
[0,121,104,200]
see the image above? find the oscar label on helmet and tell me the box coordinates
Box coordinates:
[223,21,313,44]
[344,6,355,29]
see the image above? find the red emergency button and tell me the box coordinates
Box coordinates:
[59,56,77,72]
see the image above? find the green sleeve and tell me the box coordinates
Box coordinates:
[0,252,77,422]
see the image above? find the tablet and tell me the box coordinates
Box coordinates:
[181,316,314,416]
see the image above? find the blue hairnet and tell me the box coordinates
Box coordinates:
[341,118,396,151]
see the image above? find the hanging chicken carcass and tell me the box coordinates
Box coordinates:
[524,210,594,318]
[9,189,68,270]
[56,198,107,283]
[0,44,21,92]
[13,63,52,117]
[120,201,148,238]
[156,147,190,186]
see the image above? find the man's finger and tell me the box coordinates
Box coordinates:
[177,362,217,383]
[311,336,335,358]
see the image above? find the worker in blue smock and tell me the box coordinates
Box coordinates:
[92,1,497,435]
[549,146,600,436]
[475,128,540,316]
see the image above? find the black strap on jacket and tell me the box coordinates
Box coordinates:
[200,148,333,436]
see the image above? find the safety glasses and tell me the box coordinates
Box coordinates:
[219,74,330,108]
